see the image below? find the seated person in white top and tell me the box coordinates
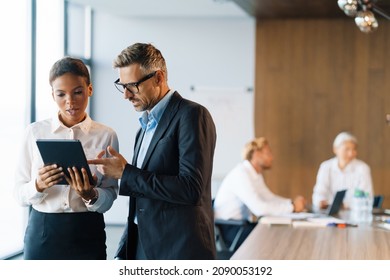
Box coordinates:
[312,131,373,211]
[213,137,306,250]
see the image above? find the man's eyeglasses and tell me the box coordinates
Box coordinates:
[114,71,157,94]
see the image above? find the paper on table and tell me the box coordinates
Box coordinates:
[292,217,346,228]
[260,216,292,225]
[306,217,346,226]
[292,220,326,227]
[376,223,390,231]
[278,212,319,220]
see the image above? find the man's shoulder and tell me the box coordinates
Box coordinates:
[168,92,215,136]
[172,91,208,112]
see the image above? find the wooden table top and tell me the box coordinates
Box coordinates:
[231,220,390,260]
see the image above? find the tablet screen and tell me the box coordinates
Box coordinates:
[36,139,94,185]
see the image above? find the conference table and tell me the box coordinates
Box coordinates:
[231,212,390,260]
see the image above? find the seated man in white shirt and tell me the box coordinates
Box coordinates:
[213,137,306,251]
[312,131,374,211]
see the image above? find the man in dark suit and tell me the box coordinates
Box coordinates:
[88,43,217,259]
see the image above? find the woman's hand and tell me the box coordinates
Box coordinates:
[65,167,98,201]
[35,164,64,192]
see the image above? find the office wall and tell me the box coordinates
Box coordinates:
[90,12,255,223]
[254,19,390,207]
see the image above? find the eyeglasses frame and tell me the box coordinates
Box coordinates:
[114,71,157,94]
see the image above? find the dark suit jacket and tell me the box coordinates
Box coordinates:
[116,91,217,260]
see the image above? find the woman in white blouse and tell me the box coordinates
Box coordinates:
[312,132,373,211]
[14,57,119,259]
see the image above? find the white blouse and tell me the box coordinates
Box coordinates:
[14,113,119,213]
[213,160,293,222]
[312,157,373,209]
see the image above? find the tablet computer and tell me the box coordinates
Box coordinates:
[36,139,94,185]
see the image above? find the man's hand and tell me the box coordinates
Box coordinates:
[88,146,128,179]
[293,195,307,212]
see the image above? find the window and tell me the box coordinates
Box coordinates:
[0,0,29,259]
[35,0,64,121]
[64,1,92,114]
[0,0,65,259]
[66,1,91,59]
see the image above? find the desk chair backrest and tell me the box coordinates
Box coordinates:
[214,218,248,253]
[212,199,249,259]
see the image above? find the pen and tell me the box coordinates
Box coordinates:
[327,223,358,228]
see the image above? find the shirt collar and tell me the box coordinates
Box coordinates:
[51,111,93,134]
[139,90,174,130]
[331,157,357,172]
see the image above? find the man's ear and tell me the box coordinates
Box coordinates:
[155,70,165,85]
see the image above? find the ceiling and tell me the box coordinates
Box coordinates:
[67,0,390,19]
[231,0,390,19]
[67,0,248,18]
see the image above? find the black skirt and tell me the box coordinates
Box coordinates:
[24,208,106,260]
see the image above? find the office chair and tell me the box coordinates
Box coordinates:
[373,195,384,209]
[211,197,256,259]
[211,198,250,259]
[214,218,249,260]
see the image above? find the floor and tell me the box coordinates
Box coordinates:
[7,224,126,260]
[105,224,126,259]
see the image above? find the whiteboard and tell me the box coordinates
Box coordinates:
[186,87,254,180]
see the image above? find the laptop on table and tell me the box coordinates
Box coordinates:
[311,189,347,217]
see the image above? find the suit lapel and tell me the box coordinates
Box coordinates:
[132,128,145,165]
[141,91,182,169]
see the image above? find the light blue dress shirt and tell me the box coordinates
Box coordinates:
[136,90,173,168]
[133,90,173,224]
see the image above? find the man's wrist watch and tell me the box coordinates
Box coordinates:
[83,189,99,205]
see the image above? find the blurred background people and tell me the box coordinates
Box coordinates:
[312,131,373,211]
[213,137,306,250]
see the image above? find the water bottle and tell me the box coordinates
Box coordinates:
[362,191,373,223]
[350,189,364,223]
[350,189,372,224]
